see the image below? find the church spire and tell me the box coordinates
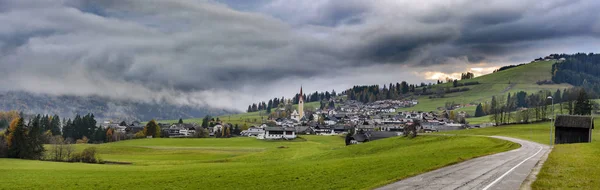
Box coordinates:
[300,86,303,101]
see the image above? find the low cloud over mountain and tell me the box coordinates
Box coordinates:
[1,0,599,111]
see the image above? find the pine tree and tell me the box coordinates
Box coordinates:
[474,103,485,117]
[178,118,183,124]
[7,118,27,158]
[50,115,61,135]
[574,89,592,115]
[201,115,210,128]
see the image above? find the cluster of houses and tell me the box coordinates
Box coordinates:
[235,87,468,142]
[100,121,238,138]
[339,100,418,115]
[99,88,466,143]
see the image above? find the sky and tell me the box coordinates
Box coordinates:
[1,0,599,111]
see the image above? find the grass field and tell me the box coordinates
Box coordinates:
[397,60,571,114]
[0,135,518,189]
[440,122,553,145]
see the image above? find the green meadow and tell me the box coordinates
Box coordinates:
[0,135,517,189]
[441,122,554,145]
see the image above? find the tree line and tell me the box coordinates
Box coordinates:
[345,82,420,103]
[472,87,593,125]
[552,53,600,95]
[246,90,338,113]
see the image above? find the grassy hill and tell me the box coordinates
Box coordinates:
[0,135,517,189]
[398,60,571,114]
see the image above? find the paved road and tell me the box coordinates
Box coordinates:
[377,136,550,190]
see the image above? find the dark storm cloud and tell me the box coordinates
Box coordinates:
[0,0,599,110]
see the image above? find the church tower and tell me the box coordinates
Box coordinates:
[298,86,304,120]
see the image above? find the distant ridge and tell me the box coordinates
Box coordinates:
[0,91,237,121]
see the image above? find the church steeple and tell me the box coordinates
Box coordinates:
[298,86,304,120]
[299,86,303,102]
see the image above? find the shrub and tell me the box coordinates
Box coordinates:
[76,136,89,144]
[68,147,98,163]
[134,131,146,139]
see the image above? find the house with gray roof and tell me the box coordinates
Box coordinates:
[263,127,296,140]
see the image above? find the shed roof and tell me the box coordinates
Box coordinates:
[352,133,369,142]
[555,115,594,129]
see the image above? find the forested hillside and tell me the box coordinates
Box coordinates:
[552,53,600,95]
[0,91,235,122]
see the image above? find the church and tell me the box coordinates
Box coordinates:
[291,86,305,122]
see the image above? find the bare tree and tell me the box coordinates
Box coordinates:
[403,120,419,138]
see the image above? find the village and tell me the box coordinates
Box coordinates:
[97,87,474,144]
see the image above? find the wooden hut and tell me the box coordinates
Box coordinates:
[554,115,594,144]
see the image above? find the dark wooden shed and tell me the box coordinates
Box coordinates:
[554,115,594,144]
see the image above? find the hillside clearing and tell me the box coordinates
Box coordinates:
[0,135,517,189]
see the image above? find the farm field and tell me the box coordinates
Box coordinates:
[439,118,600,189]
[0,135,517,189]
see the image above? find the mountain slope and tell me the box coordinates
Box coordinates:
[0,91,236,121]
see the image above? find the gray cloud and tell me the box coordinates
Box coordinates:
[0,0,599,111]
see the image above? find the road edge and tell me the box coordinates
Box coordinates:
[519,146,552,190]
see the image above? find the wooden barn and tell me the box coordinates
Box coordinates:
[554,115,594,144]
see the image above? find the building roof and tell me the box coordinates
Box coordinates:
[295,126,313,133]
[353,133,369,142]
[264,127,295,132]
[555,115,594,129]
[369,131,399,140]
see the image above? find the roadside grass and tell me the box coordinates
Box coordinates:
[532,118,600,190]
[0,135,517,189]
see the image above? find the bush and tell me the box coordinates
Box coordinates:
[68,147,98,163]
[134,131,146,139]
[76,136,89,144]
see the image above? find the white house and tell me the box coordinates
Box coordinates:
[291,110,300,122]
[324,120,336,126]
[213,124,224,133]
[328,110,338,116]
[263,127,296,140]
[241,127,265,137]
[179,128,195,136]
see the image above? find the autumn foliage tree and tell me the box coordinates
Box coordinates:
[6,117,44,159]
[144,120,160,138]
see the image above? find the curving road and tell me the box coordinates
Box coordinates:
[376,136,550,190]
